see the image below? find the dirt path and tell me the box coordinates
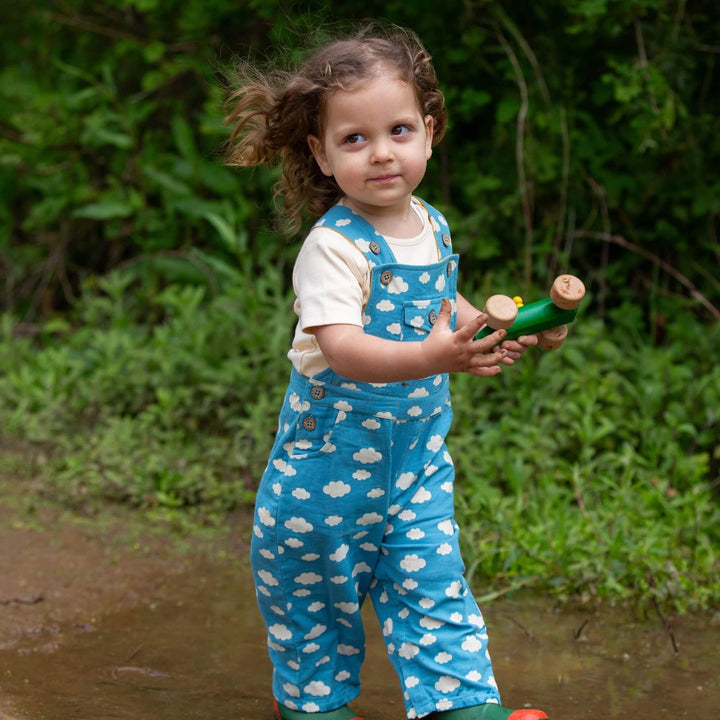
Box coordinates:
[1,471,718,719]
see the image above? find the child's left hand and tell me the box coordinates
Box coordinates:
[494,334,538,365]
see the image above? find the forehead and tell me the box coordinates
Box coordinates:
[322,74,422,128]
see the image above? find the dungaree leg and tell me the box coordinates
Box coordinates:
[368,411,500,718]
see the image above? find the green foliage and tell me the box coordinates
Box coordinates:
[450,308,720,612]
[0,271,292,519]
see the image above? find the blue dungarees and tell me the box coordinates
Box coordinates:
[250,200,501,718]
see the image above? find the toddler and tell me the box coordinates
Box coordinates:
[225,23,548,720]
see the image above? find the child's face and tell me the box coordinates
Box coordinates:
[308,72,433,220]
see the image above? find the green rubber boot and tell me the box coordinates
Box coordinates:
[272,698,363,720]
[433,704,549,720]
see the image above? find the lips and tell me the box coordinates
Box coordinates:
[368,174,399,184]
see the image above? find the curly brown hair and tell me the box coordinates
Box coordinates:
[224,24,447,235]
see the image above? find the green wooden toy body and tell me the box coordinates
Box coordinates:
[475,297,579,341]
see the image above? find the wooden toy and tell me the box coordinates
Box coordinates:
[476,274,585,350]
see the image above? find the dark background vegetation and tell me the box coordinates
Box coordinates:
[1,0,718,612]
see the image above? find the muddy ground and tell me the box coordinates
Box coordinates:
[1,473,718,719]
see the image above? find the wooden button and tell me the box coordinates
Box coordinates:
[380,270,393,286]
[310,386,325,400]
[302,416,317,431]
[369,241,381,255]
[428,311,438,325]
[442,233,451,246]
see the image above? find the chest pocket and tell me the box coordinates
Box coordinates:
[402,297,445,337]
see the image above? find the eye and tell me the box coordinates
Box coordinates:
[391,124,411,136]
[344,133,365,145]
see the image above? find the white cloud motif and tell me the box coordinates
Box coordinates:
[353,469,372,479]
[398,643,420,659]
[308,601,325,612]
[269,624,292,641]
[386,322,402,336]
[462,635,484,653]
[367,488,385,498]
[329,544,349,562]
[410,315,424,328]
[323,480,351,498]
[289,393,310,413]
[353,447,382,464]
[445,580,463,598]
[376,300,395,311]
[292,488,310,500]
[304,681,331,697]
[407,406,422,417]
[325,515,343,526]
[334,400,353,412]
[352,562,372,577]
[408,387,429,398]
[334,602,359,614]
[437,543,453,555]
[405,676,420,688]
[294,572,322,585]
[398,509,416,521]
[257,507,276,527]
[356,512,383,526]
[426,435,444,452]
[283,683,300,698]
[407,528,425,540]
[335,218,351,227]
[435,274,446,292]
[411,487,432,504]
[420,617,444,630]
[419,271,430,284]
[386,276,409,294]
[396,472,416,490]
[400,554,426,572]
[273,458,297,476]
[436,676,461,694]
[438,519,454,536]
[338,644,361,655]
[285,517,314,533]
[361,419,380,430]
[258,570,279,586]
[335,670,351,681]
[304,624,327,640]
[435,652,453,664]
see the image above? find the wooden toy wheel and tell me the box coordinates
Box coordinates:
[537,324,568,350]
[550,275,585,310]
[483,294,518,330]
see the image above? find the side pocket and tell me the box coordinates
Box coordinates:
[402,297,444,337]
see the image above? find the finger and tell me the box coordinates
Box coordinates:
[455,311,489,341]
[468,364,502,377]
[516,333,539,347]
[472,328,507,352]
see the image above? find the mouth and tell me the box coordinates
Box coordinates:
[368,174,399,185]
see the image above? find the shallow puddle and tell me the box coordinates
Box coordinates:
[1,557,718,720]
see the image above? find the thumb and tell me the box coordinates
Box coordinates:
[433,298,452,329]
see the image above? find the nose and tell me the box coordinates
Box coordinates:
[370,138,393,163]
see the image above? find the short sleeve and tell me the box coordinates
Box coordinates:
[293,226,370,332]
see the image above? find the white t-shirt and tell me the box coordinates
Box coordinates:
[289,198,442,377]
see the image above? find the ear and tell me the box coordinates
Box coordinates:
[424,116,434,159]
[308,135,333,176]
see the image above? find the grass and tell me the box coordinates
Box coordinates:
[0,283,718,613]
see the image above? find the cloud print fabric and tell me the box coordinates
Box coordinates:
[250,202,501,718]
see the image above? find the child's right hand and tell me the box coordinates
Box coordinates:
[422,298,509,377]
